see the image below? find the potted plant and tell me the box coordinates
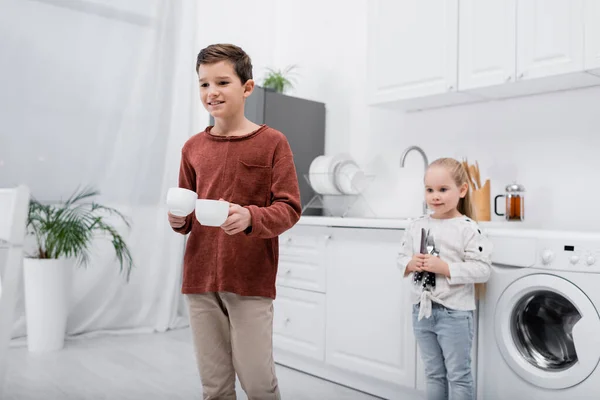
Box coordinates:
[24,186,134,352]
[261,65,297,94]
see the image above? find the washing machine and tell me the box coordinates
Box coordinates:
[477,229,600,400]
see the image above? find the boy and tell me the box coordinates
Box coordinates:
[168,43,301,400]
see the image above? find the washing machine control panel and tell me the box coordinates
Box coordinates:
[538,238,600,272]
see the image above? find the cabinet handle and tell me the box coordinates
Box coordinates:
[506,76,512,82]
[286,237,292,244]
[518,72,524,80]
[448,85,454,91]
[285,269,291,275]
[284,318,291,325]
[324,234,332,241]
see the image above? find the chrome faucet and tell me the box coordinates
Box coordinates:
[399,146,429,215]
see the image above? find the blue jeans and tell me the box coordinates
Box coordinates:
[412,303,474,400]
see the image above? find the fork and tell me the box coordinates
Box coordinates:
[426,233,434,255]
[428,234,440,257]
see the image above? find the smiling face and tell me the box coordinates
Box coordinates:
[424,165,468,219]
[198,60,254,120]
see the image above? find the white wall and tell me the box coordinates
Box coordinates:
[367,86,600,231]
[194,0,278,128]
[272,0,370,159]
[194,0,370,156]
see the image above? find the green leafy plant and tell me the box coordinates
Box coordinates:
[261,65,297,93]
[26,186,134,281]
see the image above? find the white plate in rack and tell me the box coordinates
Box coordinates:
[309,153,364,195]
[309,155,338,195]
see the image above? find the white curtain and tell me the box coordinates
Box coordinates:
[0,0,204,341]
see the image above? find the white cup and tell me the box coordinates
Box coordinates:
[195,199,229,226]
[166,187,197,216]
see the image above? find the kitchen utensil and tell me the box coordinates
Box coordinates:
[475,161,482,188]
[462,160,476,191]
[419,228,427,254]
[470,165,481,189]
[309,155,339,195]
[413,229,436,290]
[414,228,427,285]
[423,232,437,289]
[335,159,366,195]
[472,179,491,221]
[470,165,480,189]
[494,182,525,221]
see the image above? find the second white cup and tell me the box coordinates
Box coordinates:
[195,199,229,226]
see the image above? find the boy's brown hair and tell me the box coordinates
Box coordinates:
[196,43,253,84]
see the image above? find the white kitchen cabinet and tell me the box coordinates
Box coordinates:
[509,0,600,95]
[277,225,329,293]
[273,286,326,362]
[273,223,422,399]
[367,0,480,110]
[459,0,600,98]
[458,0,517,91]
[517,0,584,80]
[585,0,600,75]
[369,0,600,110]
[324,227,416,388]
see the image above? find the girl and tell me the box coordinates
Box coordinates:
[397,157,492,400]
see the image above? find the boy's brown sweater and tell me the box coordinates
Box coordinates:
[173,124,302,299]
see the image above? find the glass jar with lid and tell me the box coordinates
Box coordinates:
[494,182,525,221]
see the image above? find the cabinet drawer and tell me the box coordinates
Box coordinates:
[273,286,326,362]
[277,226,329,293]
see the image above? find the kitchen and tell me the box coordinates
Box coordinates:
[2,0,600,399]
[206,1,600,399]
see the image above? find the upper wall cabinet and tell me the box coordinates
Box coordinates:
[517,0,584,79]
[368,0,600,110]
[458,0,517,91]
[585,0,600,75]
[367,0,482,111]
[459,0,600,99]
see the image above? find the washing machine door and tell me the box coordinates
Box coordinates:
[495,274,600,389]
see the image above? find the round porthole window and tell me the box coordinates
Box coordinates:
[511,290,581,372]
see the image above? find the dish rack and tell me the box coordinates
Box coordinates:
[302,172,377,218]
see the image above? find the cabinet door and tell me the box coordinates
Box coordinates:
[458,0,517,90]
[585,0,600,74]
[273,286,326,362]
[368,0,459,103]
[325,227,416,388]
[517,0,584,80]
[277,225,330,293]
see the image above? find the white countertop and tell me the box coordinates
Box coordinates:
[297,216,600,239]
[298,216,412,229]
[297,215,533,230]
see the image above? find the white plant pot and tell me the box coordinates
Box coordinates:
[23,258,71,352]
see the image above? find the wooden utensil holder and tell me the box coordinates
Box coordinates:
[472,179,491,221]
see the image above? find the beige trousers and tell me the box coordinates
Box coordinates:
[187,292,280,400]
